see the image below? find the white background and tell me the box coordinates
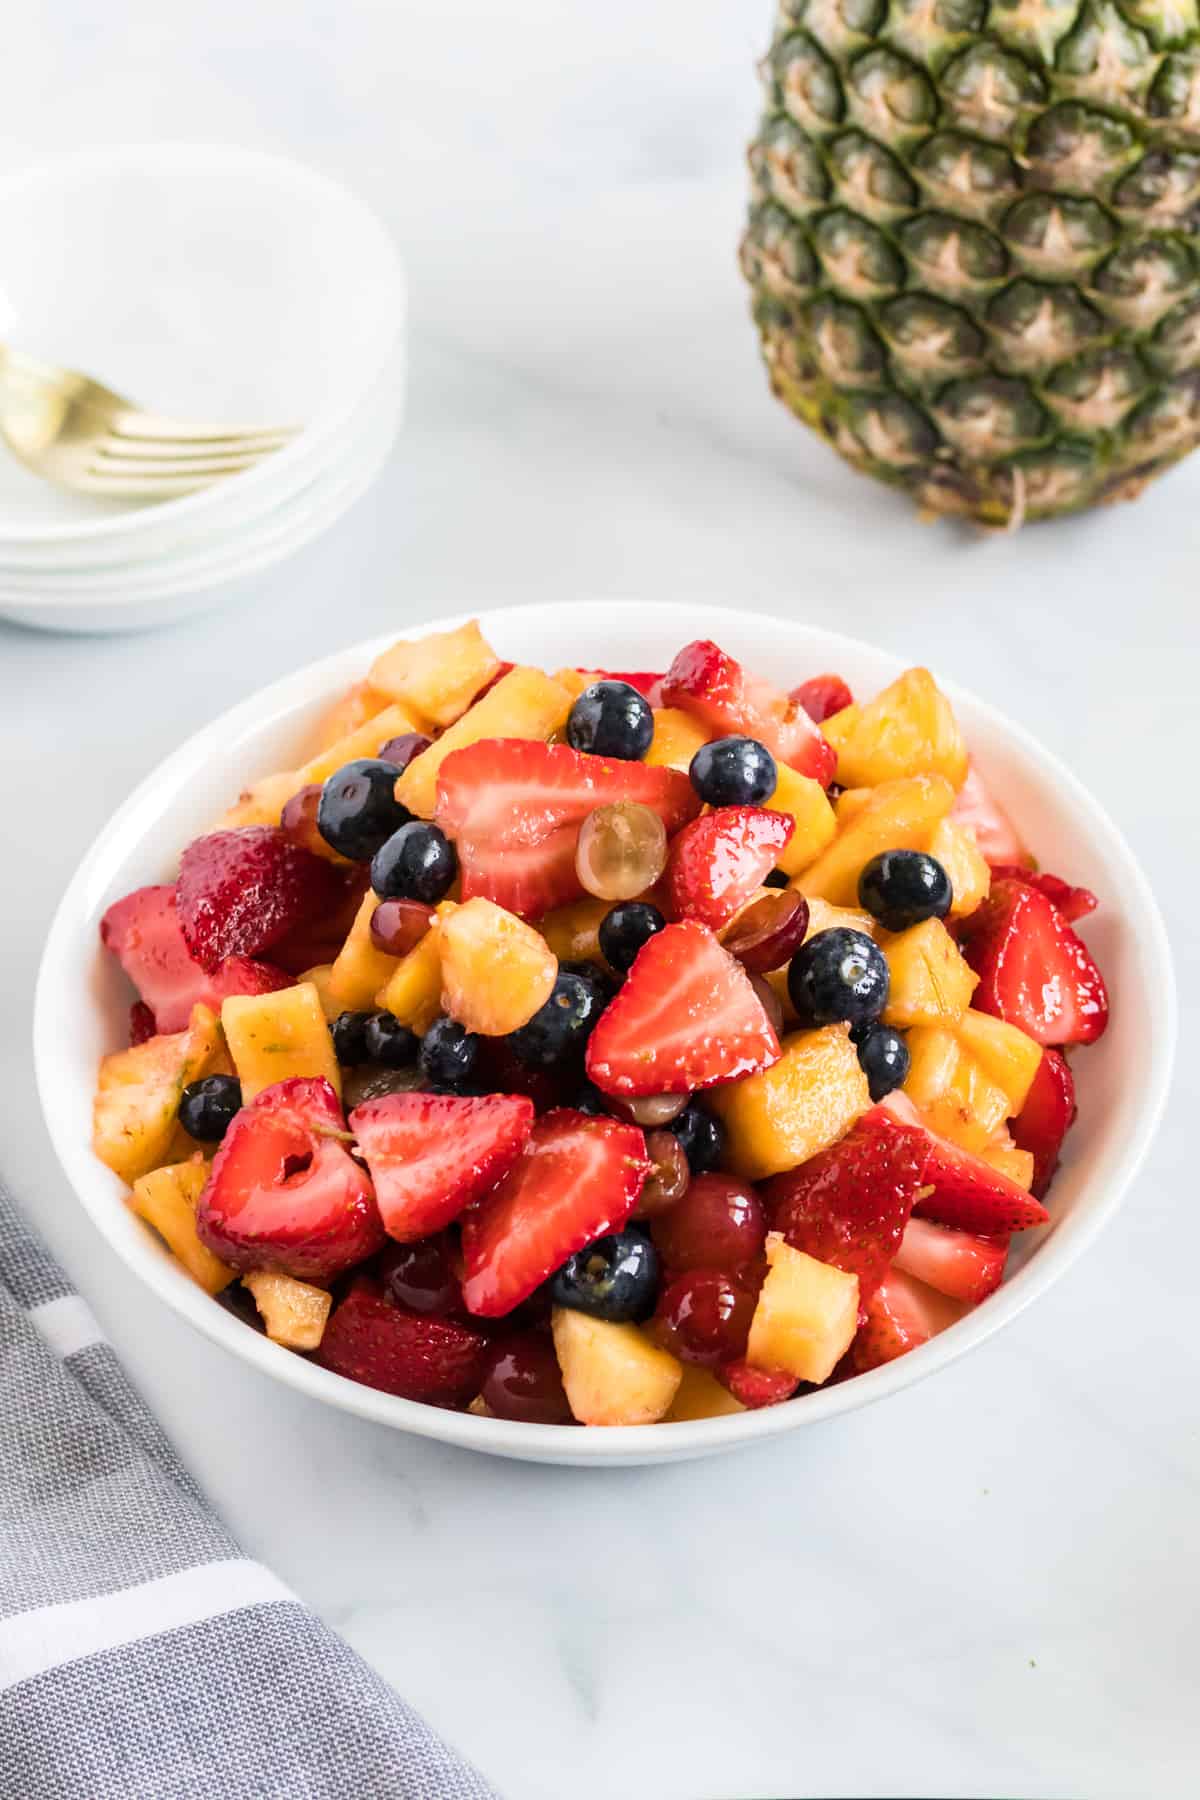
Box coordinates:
[1,4,1197,1797]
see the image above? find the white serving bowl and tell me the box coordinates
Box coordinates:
[34,602,1175,1466]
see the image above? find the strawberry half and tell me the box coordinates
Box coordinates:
[892,1216,1009,1304]
[950,762,1030,868]
[881,1092,1050,1234]
[177,826,344,973]
[128,1001,157,1046]
[316,1280,490,1408]
[196,1077,384,1281]
[840,1269,970,1377]
[790,673,854,724]
[435,739,700,920]
[100,883,292,1032]
[585,921,781,1096]
[662,640,836,785]
[664,806,794,930]
[1011,1048,1077,1198]
[961,878,1109,1046]
[580,669,666,705]
[460,1109,650,1316]
[763,1105,928,1303]
[988,866,1098,925]
[349,1092,535,1242]
[717,1360,801,1409]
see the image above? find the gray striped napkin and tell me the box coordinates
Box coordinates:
[0,1181,496,1799]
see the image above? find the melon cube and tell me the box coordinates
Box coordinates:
[439,898,557,1036]
[129,1158,234,1294]
[799,774,956,906]
[375,922,445,1033]
[327,891,402,1012]
[221,983,340,1101]
[369,620,500,728]
[926,816,990,918]
[644,707,711,772]
[882,918,978,1028]
[242,1270,332,1350]
[708,1024,870,1180]
[552,1308,682,1426]
[397,667,575,819]
[954,1008,1043,1115]
[746,1234,860,1385]
[823,668,968,790]
[94,1005,223,1184]
[768,765,837,877]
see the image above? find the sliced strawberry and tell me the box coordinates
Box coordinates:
[350,1092,534,1242]
[664,806,794,930]
[790,673,854,723]
[961,878,1109,1047]
[580,669,666,705]
[950,762,1030,868]
[662,640,836,785]
[266,870,370,975]
[316,1280,490,1408]
[585,921,781,1096]
[128,1000,157,1046]
[460,1109,650,1317]
[717,1360,801,1409]
[841,1269,970,1377]
[893,1216,1009,1304]
[471,659,516,704]
[881,1092,1050,1234]
[1011,1048,1077,1199]
[101,884,292,1032]
[763,1106,929,1302]
[177,826,344,973]
[196,1077,384,1281]
[988,866,1098,925]
[436,739,700,921]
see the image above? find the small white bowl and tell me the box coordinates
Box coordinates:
[34,602,1175,1466]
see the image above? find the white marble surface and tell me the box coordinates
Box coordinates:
[1,4,1197,1795]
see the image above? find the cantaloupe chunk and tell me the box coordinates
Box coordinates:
[882,918,978,1029]
[769,765,837,877]
[327,892,402,1012]
[242,1270,332,1350]
[221,983,340,1101]
[93,1005,223,1185]
[746,1235,859,1385]
[823,668,968,790]
[799,774,956,906]
[708,1024,870,1180]
[129,1158,233,1294]
[551,1309,682,1426]
[397,667,574,819]
[439,898,557,1035]
[369,620,500,728]
[375,923,445,1033]
[644,707,711,771]
[926,816,990,918]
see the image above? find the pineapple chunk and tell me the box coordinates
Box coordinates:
[823,668,968,790]
[882,918,978,1029]
[215,770,301,832]
[439,898,557,1035]
[295,702,426,788]
[308,679,389,755]
[799,774,956,906]
[300,963,342,1022]
[954,1009,1043,1115]
[376,922,445,1033]
[768,765,837,877]
[903,1026,1010,1153]
[645,706,711,771]
[369,620,500,728]
[327,891,402,1011]
[709,1024,870,1180]
[397,667,574,818]
[926,816,990,918]
[834,787,873,824]
[664,1366,747,1422]
[800,895,878,941]
[221,983,340,1101]
[242,1270,332,1350]
[552,1309,682,1426]
[979,1139,1036,1191]
[129,1159,234,1294]
[93,1005,223,1184]
[539,896,611,967]
[552,668,596,704]
[746,1235,859,1385]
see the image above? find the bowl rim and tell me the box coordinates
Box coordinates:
[33,600,1177,1462]
[0,143,405,548]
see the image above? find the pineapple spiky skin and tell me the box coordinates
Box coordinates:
[742,0,1200,523]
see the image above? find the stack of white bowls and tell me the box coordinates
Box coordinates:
[0,146,405,633]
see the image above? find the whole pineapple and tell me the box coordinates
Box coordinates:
[741,0,1200,524]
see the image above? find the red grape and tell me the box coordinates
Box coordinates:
[651,1270,756,1366]
[280,783,327,857]
[370,898,434,956]
[480,1331,573,1424]
[378,732,433,772]
[651,1173,766,1271]
[723,889,809,972]
[377,1233,463,1316]
[636,1130,690,1217]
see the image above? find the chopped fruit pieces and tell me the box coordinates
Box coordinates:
[349,1091,534,1241]
[882,918,978,1028]
[961,879,1109,1046]
[316,1281,490,1407]
[953,1008,1044,1115]
[177,827,343,973]
[460,1110,650,1317]
[664,806,794,930]
[902,1026,1009,1154]
[989,866,1098,925]
[717,1360,801,1409]
[310,679,389,755]
[708,1024,870,1181]
[662,639,836,784]
[858,849,952,933]
[551,1308,683,1426]
[576,801,668,903]
[552,1225,660,1324]
[822,667,968,790]
[327,891,402,1012]
[721,889,810,974]
[950,762,1029,868]
[645,706,711,771]
[368,619,500,727]
[841,1270,969,1377]
[94,1005,223,1184]
[375,922,446,1034]
[979,1141,1036,1190]
[745,1235,859,1385]
[586,921,781,1097]
[129,1158,234,1294]
[540,896,612,967]
[882,1092,1050,1234]
[791,673,854,723]
[767,765,837,877]
[801,896,878,942]
[926,817,991,918]
[1011,1048,1078,1198]
[221,983,341,1101]
[800,774,957,907]
[438,898,558,1036]
[892,1216,1008,1303]
[399,666,576,819]
[100,883,292,1033]
[242,1270,332,1350]
[652,1269,757,1366]
[665,1365,748,1420]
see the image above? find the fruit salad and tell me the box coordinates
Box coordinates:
[91,622,1109,1428]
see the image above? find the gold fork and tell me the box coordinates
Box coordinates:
[0,344,300,499]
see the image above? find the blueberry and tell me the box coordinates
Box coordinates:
[858,850,952,933]
[598,901,665,974]
[787,927,890,1029]
[854,1024,911,1102]
[363,1012,420,1068]
[178,1075,242,1142]
[667,1100,725,1175]
[507,965,611,1067]
[331,1010,373,1066]
[419,1016,480,1090]
[551,1227,660,1323]
[762,868,791,890]
[689,735,777,807]
[371,821,458,903]
[215,1281,265,1331]
[566,681,654,761]
[318,759,411,861]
